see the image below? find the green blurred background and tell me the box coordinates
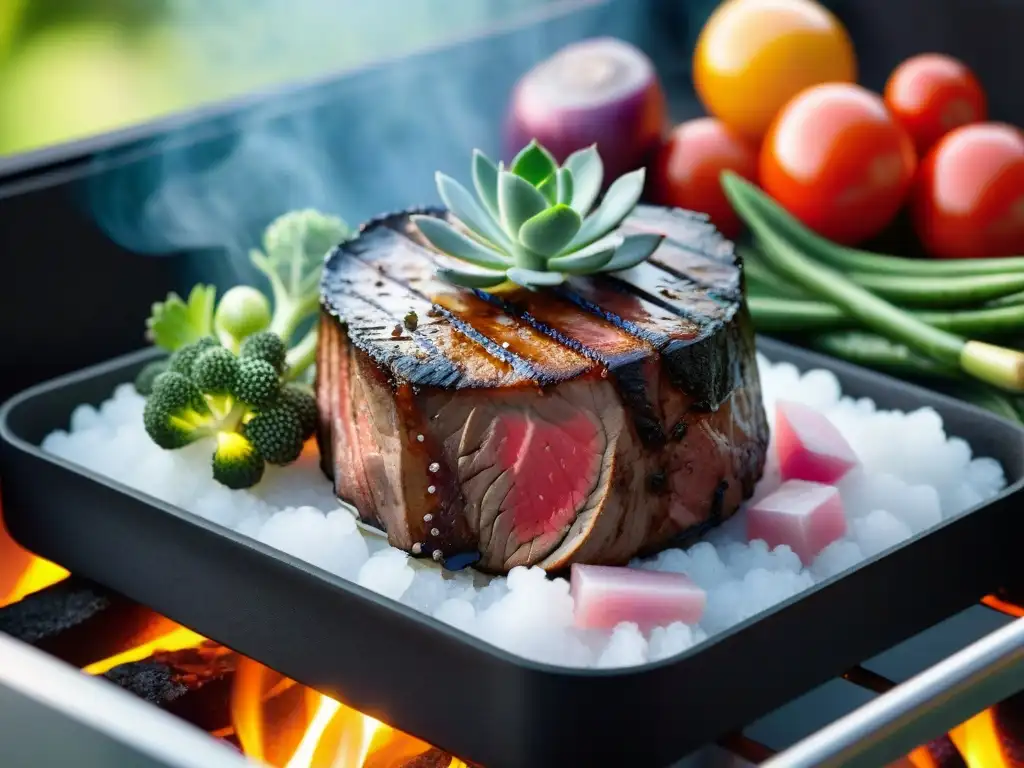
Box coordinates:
[0,0,573,157]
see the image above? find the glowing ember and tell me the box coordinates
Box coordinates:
[983,595,1024,618]
[82,626,206,675]
[905,745,940,767]
[950,708,1012,768]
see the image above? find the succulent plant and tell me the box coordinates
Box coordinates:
[411,140,664,290]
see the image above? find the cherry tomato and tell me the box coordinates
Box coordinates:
[693,0,857,142]
[884,53,987,156]
[759,82,917,245]
[912,123,1024,259]
[651,118,759,239]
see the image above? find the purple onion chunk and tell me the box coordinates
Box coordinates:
[504,37,667,184]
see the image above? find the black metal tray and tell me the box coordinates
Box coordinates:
[2,337,1023,768]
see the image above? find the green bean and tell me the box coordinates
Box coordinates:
[722,171,1024,392]
[740,178,1024,277]
[745,241,1024,307]
[737,246,808,299]
[748,295,1024,338]
[805,331,959,380]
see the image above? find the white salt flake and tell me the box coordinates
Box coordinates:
[648,622,703,662]
[433,599,476,632]
[596,623,647,668]
[39,356,1009,669]
[852,510,913,558]
[358,548,415,600]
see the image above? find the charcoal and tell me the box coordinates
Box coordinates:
[400,749,459,768]
[102,642,238,732]
[995,691,1024,767]
[900,735,968,767]
[0,577,177,667]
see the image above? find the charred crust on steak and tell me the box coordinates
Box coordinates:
[670,419,689,441]
[647,470,667,494]
[662,479,731,551]
[710,479,729,519]
[317,203,768,572]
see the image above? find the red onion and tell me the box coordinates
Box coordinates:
[503,37,667,184]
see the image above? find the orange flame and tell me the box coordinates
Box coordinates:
[1,556,69,606]
[230,658,463,768]
[82,626,207,675]
[0,502,69,607]
[950,708,1014,768]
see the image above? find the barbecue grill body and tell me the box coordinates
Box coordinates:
[3,0,1024,764]
[2,339,1023,768]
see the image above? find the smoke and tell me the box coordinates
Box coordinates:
[84,0,647,286]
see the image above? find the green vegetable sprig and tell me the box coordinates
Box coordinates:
[140,209,349,390]
[139,333,318,490]
[135,208,350,489]
[412,140,664,290]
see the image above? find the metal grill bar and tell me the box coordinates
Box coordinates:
[762,617,1024,767]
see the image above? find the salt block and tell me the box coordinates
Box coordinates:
[775,400,859,484]
[570,564,706,630]
[747,480,847,566]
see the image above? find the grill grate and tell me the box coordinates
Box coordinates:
[1,570,1021,767]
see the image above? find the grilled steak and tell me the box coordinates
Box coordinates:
[315,205,769,574]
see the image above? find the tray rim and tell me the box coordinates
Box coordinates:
[3,336,1023,682]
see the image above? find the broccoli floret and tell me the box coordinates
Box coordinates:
[137,209,345,489]
[243,404,305,465]
[239,331,287,374]
[192,347,239,396]
[211,432,265,489]
[280,383,318,440]
[167,336,221,376]
[145,284,217,352]
[142,371,212,449]
[233,358,280,408]
[134,359,169,396]
[139,327,322,488]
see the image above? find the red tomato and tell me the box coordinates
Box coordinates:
[651,117,759,239]
[759,82,917,244]
[884,53,987,156]
[912,123,1024,259]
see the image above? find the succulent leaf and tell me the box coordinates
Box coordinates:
[563,145,603,216]
[511,140,558,187]
[537,173,558,204]
[569,168,646,250]
[429,141,654,290]
[556,167,574,206]
[598,233,665,273]
[412,215,510,270]
[472,150,501,219]
[435,173,514,250]
[547,234,618,273]
[518,204,582,257]
[506,267,566,289]
[436,264,510,288]
[497,171,549,238]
